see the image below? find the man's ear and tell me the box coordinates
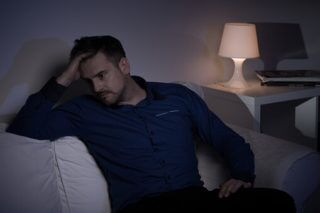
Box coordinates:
[118,57,130,75]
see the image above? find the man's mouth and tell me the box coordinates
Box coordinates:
[97,92,112,99]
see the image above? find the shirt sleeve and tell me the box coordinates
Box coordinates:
[6,77,82,140]
[181,85,255,183]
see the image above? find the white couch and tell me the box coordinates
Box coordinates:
[1,82,320,213]
[1,122,320,213]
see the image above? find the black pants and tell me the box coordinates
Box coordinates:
[119,186,296,213]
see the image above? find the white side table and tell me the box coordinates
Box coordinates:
[202,81,320,150]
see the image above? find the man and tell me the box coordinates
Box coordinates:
[7,35,295,213]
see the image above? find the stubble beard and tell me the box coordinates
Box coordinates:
[95,91,119,106]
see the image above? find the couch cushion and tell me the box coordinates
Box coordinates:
[0,132,62,213]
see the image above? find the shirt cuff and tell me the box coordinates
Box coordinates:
[40,77,67,102]
[231,171,256,183]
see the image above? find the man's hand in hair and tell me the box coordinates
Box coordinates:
[56,53,89,87]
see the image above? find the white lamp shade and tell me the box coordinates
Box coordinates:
[219,23,260,58]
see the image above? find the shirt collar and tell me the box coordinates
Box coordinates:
[110,76,159,109]
[131,76,164,105]
[131,76,154,102]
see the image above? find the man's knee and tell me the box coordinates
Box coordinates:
[273,189,296,212]
[263,188,296,213]
[229,187,296,213]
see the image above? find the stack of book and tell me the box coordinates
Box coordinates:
[255,70,320,86]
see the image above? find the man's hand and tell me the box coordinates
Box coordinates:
[218,178,252,198]
[56,53,89,87]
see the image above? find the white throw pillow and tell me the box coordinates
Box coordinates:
[0,123,110,213]
[0,132,62,213]
[53,136,110,213]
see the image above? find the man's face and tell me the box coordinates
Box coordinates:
[79,52,129,105]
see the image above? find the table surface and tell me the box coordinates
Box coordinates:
[205,81,320,104]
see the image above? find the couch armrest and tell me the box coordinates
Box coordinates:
[196,124,320,213]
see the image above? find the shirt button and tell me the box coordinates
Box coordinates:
[165,175,171,183]
[149,137,155,144]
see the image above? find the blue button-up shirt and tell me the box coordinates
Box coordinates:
[7,76,255,212]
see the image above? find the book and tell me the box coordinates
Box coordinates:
[255,70,320,86]
[260,81,319,87]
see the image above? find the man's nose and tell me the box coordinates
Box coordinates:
[93,81,103,92]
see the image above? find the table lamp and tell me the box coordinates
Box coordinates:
[219,23,260,88]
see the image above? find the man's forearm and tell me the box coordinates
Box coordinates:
[6,78,67,139]
[184,85,256,183]
[56,73,75,87]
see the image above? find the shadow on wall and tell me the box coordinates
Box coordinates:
[165,33,224,84]
[130,32,223,84]
[0,38,90,123]
[254,22,308,70]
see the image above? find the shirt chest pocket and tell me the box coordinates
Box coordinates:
[153,108,193,133]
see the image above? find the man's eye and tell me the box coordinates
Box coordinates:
[98,73,104,79]
[84,79,93,86]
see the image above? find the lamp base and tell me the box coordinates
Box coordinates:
[222,58,248,89]
[222,77,248,89]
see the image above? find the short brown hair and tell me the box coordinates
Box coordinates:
[70,35,126,67]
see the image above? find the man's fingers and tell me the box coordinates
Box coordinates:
[244,182,252,188]
[219,182,240,198]
[218,179,252,198]
[219,181,234,198]
[58,53,92,86]
[69,53,89,69]
[73,52,91,62]
[218,187,227,198]
[229,181,242,193]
